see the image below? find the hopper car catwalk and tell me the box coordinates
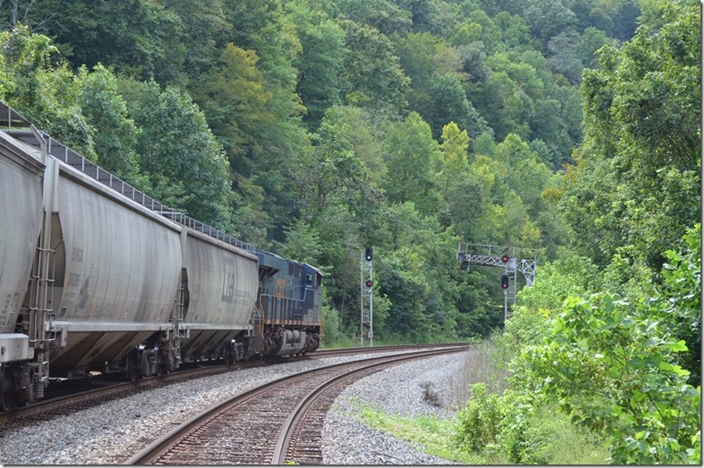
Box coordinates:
[0,101,322,410]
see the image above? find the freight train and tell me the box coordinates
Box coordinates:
[0,101,322,410]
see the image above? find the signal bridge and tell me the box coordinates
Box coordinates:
[456,243,538,307]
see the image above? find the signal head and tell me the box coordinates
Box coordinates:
[501,274,509,289]
[365,279,373,288]
[501,254,509,263]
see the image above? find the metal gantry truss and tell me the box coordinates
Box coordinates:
[457,243,538,317]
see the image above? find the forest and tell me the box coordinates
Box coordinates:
[0,0,699,463]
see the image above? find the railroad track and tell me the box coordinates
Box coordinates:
[0,343,461,429]
[127,345,468,465]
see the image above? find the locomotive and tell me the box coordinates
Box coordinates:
[0,101,322,410]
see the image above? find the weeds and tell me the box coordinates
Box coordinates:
[420,382,442,407]
[447,334,510,409]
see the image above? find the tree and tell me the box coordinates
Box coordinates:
[374,202,462,340]
[438,122,487,237]
[164,0,232,79]
[493,11,533,49]
[75,65,142,186]
[492,133,552,214]
[122,80,234,230]
[394,32,462,117]
[321,0,412,36]
[38,0,186,84]
[339,19,410,117]
[292,114,370,215]
[221,0,309,243]
[191,43,273,162]
[520,0,578,42]
[0,25,97,159]
[439,122,470,197]
[424,73,470,138]
[547,31,583,84]
[576,27,617,70]
[463,9,502,53]
[314,106,386,186]
[286,1,346,129]
[564,0,700,269]
[382,112,443,217]
[610,0,640,41]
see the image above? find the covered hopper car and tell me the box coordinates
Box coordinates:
[0,101,322,410]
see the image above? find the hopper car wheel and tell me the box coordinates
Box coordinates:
[1,367,15,411]
[224,347,235,366]
[127,361,140,382]
[157,360,168,376]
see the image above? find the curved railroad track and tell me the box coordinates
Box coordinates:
[0,343,463,429]
[127,345,468,465]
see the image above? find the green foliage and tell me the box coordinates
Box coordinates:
[660,224,701,385]
[0,4,698,463]
[190,42,274,168]
[74,65,144,187]
[122,81,234,230]
[165,0,232,79]
[321,0,412,36]
[507,227,701,464]
[425,73,475,139]
[41,0,186,84]
[319,288,344,347]
[519,293,700,464]
[338,18,410,116]
[455,383,502,452]
[382,112,443,217]
[287,1,346,128]
[565,0,700,269]
[0,25,96,159]
[456,224,701,465]
[456,384,609,464]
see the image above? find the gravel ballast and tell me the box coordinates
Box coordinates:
[322,353,464,465]
[0,350,465,465]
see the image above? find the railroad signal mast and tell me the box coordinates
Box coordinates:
[360,246,373,347]
[457,243,538,326]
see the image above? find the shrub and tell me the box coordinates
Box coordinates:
[455,383,503,453]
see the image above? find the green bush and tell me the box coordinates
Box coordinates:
[456,383,503,453]
[456,385,609,464]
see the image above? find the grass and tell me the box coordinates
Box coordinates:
[535,408,611,465]
[355,402,481,464]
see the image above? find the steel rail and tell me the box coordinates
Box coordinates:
[0,343,465,424]
[126,345,468,465]
[271,346,468,464]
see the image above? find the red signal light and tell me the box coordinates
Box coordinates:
[501,254,509,263]
[365,280,373,288]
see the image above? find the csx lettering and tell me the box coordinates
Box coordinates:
[221,272,235,302]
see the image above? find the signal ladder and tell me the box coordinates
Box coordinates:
[360,250,373,346]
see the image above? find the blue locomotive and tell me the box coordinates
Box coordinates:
[250,250,322,358]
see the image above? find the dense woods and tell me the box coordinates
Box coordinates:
[0,0,699,462]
